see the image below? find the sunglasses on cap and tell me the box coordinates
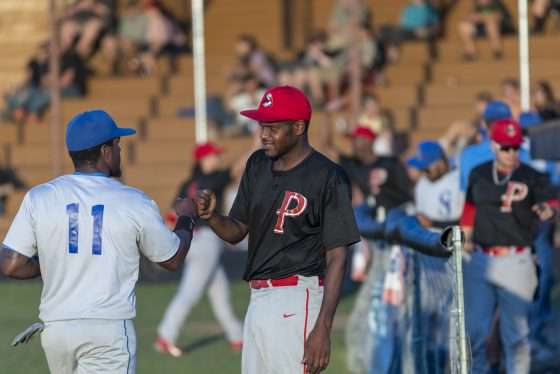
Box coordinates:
[498,144,520,152]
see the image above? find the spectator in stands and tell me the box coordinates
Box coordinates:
[229,35,276,88]
[531,0,560,33]
[378,0,440,62]
[327,0,371,53]
[102,0,187,75]
[224,74,265,136]
[501,77,521,118]
[356,94,395,156]
[3,41,88,125]
[533,80,560,121]
[296,31,333,105]
[357,24,387,87]
[0,166,27,217]
[457,0,515,61]
[439,91,493,159]
[60,0,111,58]
[3,43,50,124]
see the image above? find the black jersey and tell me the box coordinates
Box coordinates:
[230,149,361,280]
[467,161,557,247]
[176,170,231,227]
[339,155,412,211]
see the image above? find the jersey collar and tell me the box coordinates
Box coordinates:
[73,171,109,177]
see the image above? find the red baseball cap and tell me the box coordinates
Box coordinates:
[193,142,224,161]
[240,85,312,123]
[346,126,377,141]
[490,118,523,146]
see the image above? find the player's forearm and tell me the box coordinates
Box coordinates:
[159,229,193,271]
[206,214,248,244]
[315,247,347,331]
[0,247,40,279]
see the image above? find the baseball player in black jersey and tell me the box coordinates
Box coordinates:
[155,142,246,357]
[196,86,360,374]
[460,118,558,373]
[322,121,412,211]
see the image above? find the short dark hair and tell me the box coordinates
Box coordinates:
[69,139,114,169]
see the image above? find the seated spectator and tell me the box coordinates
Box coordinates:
[298,31,339,105]
[357,24,387,85]
[533,80,560,121]
[501,77,521,118]
[531,0,560,33]
[0,166,27,216]
[60,0,111,58]
[378,0,440,62]
[457,0,515,61]
[304,24,386,107]
[439,91,493,159]
[356,94,395,155]
[326,0,371,53]
[2,42,88,125]
[229,35,276,88]
[276,60,307,92]
[102,0,187,75]
[224,74,265,135]
[3,43,49,124]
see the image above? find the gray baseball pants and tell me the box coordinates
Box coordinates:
[158,226,243,344]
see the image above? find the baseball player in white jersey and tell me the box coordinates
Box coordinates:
[0,109,195,374]
[409,141,465,226]
[407,140,464,373]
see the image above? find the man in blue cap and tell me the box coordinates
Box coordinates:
[0,109,195,373]
[407,140,464,372]
[408,141,464,229]
[459,100,531,191]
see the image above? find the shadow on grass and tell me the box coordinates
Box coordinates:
[182,333,224,353]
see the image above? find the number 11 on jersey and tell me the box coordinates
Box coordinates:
[66,203,105,255]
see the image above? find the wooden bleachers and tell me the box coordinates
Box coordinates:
[2,0,560,239]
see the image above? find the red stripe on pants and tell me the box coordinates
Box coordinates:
[303,288,309,374]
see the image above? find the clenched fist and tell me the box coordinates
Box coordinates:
[196,189,217,220]
[174,197,196,217]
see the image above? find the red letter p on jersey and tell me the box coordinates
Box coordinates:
[274,191,308,234]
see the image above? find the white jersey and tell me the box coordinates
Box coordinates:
[3,174,180,322]
[414,169,464,223]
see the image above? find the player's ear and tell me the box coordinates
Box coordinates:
[100,143,112,163]
[293,120,306,136]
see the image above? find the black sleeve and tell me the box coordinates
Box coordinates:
[321,169,361,250]
[465,169,476,204]
[532,170,558,204]
[394,160,413,202]
[229,158,253,225]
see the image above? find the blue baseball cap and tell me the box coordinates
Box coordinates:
[407,141,445,170]
[518,111,543,129]
[66,110,136,151]
[483,101,512,123]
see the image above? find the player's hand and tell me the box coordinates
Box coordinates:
[196,189,217,220]
[532,202,556,221]
[302,325,330,374]
[463,240,474,253]
[174,197,196,218]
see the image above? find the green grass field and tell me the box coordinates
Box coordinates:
[0,281,357,374]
